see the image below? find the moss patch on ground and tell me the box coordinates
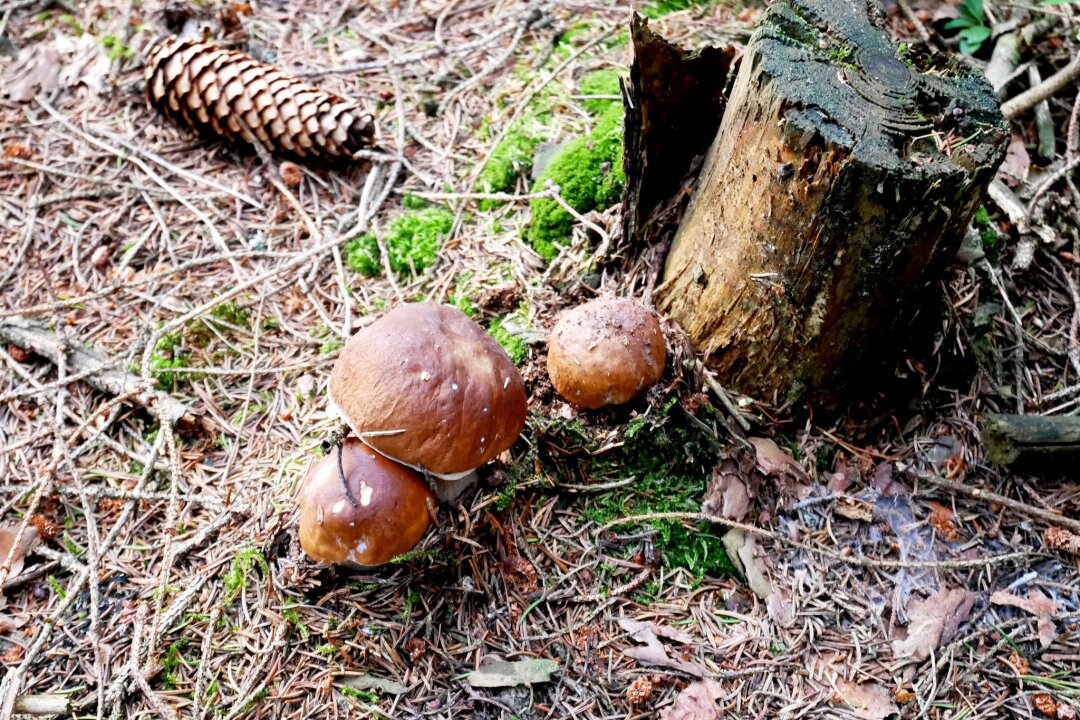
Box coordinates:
[148,300,254,389]
[487,305,531,365]
[640,0,719,17]
[578,69,623,115]
[545,401,734,578]
[345,206,454,278]
[526,103,626,261]
[477,119,546,209]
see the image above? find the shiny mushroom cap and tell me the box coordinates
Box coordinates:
[298,438,434,566]
[328,302,527,478]
[547,297,666,409]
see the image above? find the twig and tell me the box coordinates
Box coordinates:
[0,315,205,431]
[919,472,1080,535]
[1002,52,1080,119]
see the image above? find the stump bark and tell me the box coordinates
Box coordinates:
[642,0,1008,409]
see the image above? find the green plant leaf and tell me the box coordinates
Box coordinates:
[959,0,984,24]
[944,17,973,30]
[958,25,991,54]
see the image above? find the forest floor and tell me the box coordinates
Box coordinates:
[1,0,1079,718]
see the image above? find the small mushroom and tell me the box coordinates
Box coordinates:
[328,302,527,499]
[298,438,434,566]
[547,297,666,409]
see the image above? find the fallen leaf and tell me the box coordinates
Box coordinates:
[722,529,771,599]
[0,526,39,583]
[466,657,558,688]
[838,680,900,720]
[1037,617,1056,650]
[618,618,706,677]
[702,466,751,521]
[335,673,406,695]
[766,585,795,628]
[891,587,975,661]
[748,437,808,481]
[998,135,1031,187]
[659,679,724,720]
[991,589,1058,617]
[618,618,694,645]
[2,46,60,102]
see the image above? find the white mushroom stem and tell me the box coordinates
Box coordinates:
[328,397,479,499]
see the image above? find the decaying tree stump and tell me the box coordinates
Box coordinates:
[631,0,1008,409]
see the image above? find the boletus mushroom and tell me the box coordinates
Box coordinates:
[547,297,666,409]
[298,438,434,566]
[328,302,527,499]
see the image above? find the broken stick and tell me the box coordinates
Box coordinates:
[0,315,206,433]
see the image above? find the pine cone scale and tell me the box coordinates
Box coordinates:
[145,37,374,162]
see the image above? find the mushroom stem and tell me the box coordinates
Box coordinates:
[336,441,359,507]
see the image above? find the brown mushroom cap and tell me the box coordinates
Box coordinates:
[328,302,527,477]
[298,438,434,566]
[546,297,666,409]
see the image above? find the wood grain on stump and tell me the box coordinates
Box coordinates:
[649,0,1008,409]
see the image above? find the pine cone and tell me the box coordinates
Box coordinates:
[144,37,375,162]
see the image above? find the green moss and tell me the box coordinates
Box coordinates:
[641,0,718,17]
[478,121,543,209]
[579,69,623,115]
[223,547,269,604]
[345,207,453,278]
[450,293,477,317]
[209,301,250,328]
[161,639,191,690]
[579,401,734,577]
[487,305,531,365]
[527,104,625,260]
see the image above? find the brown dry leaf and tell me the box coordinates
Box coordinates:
[1058,702,1077,719]
[2,46,60,102]
[891,587,975,661]
[748,437,808,481]
[835,497,874,522]
[1037,617,1056,650]
[0,526,39,583]
[618,618,706,677]
[702,466,751,521]
[990,589,1058,617]
[837,680,900,720]
[998,134,1031,187]
[659,679,724,720]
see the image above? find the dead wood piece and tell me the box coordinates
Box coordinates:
[648,0,1008,409]
[982,413,1080,469]
[13,694,70,716]
[621,15,738,255]
[0,316,206,433]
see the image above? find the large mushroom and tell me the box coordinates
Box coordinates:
[328,302,527,500]
[547,297,666,409]
[298,438,434,566]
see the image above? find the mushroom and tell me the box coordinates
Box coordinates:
[328,302,527,500]
[546,297,666,409]
[298,438,434,566]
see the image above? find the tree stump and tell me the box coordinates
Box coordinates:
[648,0,1008,409]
